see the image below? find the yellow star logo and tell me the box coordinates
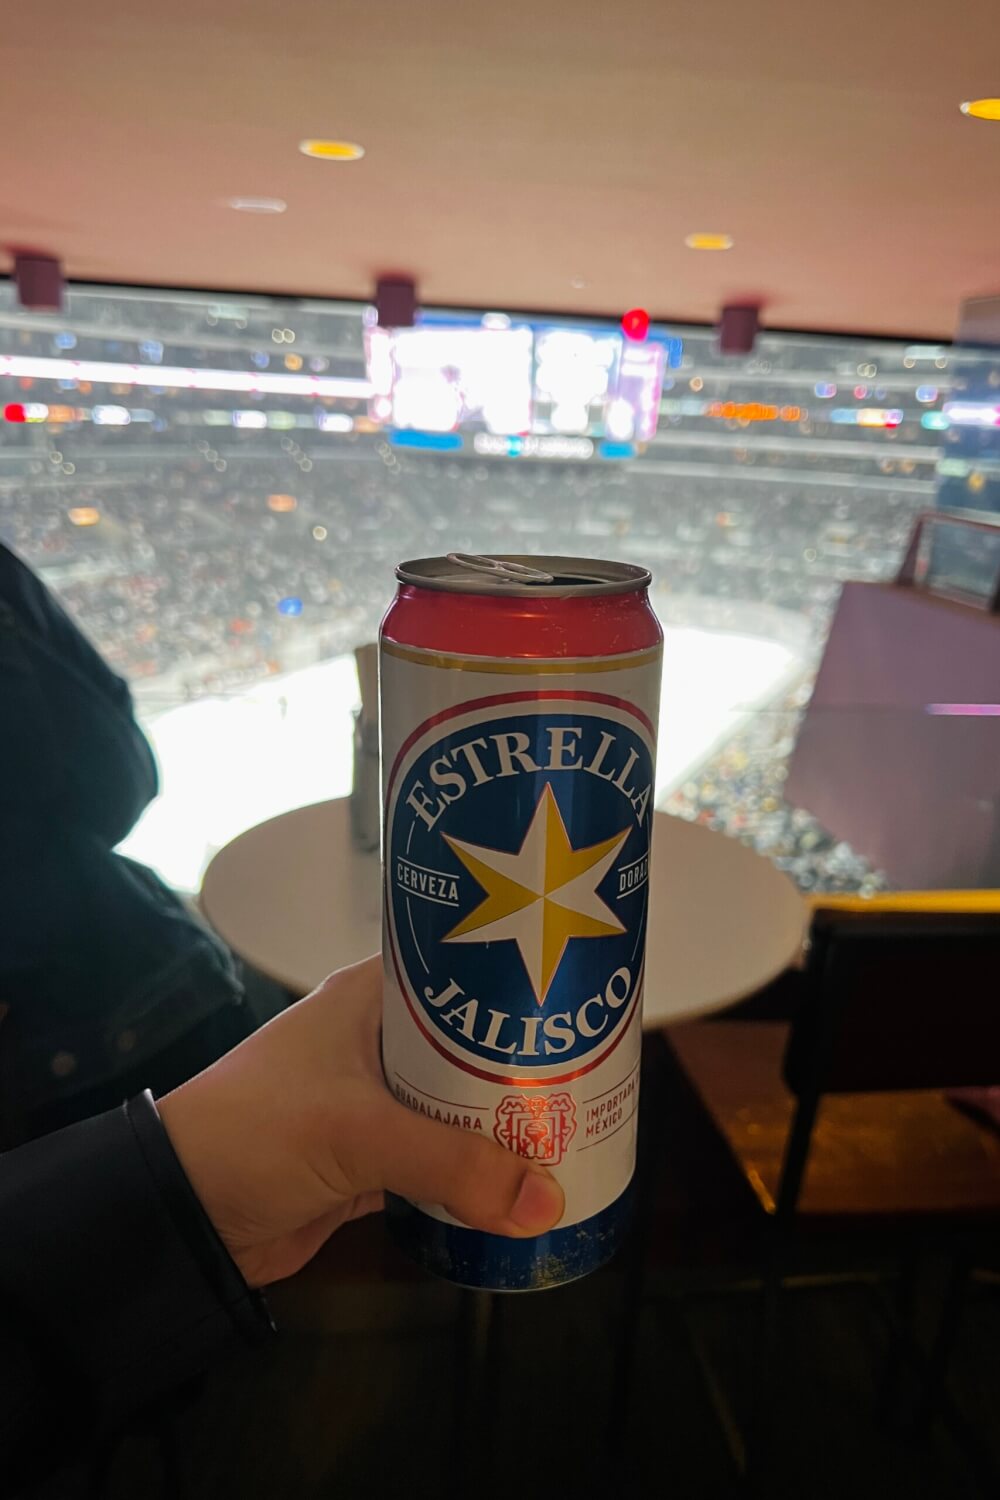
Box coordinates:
[442,783,630,1006]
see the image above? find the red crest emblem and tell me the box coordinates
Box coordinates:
[494,1092,577,1166]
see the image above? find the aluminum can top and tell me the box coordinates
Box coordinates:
[395,552,652,599]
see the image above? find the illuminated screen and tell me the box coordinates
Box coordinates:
[365,313,679,454]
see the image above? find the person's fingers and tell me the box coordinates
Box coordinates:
[352,1094,565,1238]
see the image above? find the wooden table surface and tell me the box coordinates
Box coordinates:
[202,798,806,1026]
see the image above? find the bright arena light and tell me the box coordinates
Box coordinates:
[118,626,804,893]
[0,354,372,400]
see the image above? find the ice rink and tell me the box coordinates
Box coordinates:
[120,622,804,892]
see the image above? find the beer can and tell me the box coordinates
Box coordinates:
[380,553,662,1290]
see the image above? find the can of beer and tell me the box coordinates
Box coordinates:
[380,553,662,1290]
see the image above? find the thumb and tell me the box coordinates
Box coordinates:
[361,1094,565,1238]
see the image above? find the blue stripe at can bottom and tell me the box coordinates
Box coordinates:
[385,1179,635,1292]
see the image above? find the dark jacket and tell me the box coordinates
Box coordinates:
[0,1091,274,1496]
[0,541,249,1142]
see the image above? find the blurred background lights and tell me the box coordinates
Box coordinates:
[605,398,636,441]
[685,233,734,251]
[943,401,1000,427]
[4,402,46,422]
[621,308,650,341]
[312,525,328,541]
[960,99,1000,120]
[68,506,100,527]
[298,139,365,161]
[277,596,304,616]
[267,493,298,512]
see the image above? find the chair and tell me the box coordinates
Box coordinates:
[666,906,1000,1484]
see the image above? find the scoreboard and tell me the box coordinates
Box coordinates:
[365,313,680,454]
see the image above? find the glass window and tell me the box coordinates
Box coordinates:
[0,284,946,892]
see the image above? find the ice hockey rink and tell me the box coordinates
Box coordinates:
[120,612,806,892]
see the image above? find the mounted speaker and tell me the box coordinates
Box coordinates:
[14,254,64,312]
[718,303,759,355]
[375,275,417,328]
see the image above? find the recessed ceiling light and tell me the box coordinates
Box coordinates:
[960,99,1000,120]
[226,196,287,214]
[685,232,734,251]
[298,139,365,161]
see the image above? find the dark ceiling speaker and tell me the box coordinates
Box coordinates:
[719,302,760,355]
[375,275,417,328]
[14,253,64,312]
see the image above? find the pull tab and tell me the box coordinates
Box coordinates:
[446,553,556,585]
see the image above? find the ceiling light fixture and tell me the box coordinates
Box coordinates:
[227,196,287,214]
[298,139,365,161]
[685,233,734,251]
[960,99,1000,120]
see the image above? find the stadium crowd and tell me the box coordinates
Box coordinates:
[1,289,945,892]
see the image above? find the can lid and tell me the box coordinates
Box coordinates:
[395,554,652,597]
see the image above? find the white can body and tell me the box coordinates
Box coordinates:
[380,636,661,1289]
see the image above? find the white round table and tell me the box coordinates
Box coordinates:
[201,799,806,1026]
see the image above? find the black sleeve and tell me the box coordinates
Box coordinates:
[0,541,158,845]
[0,1092,275,1496]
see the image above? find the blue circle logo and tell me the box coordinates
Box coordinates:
[387,701,654,1080]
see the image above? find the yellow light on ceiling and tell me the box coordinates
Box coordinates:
[685,232,734,251]
[960,99,1000,120]
[68,506,100,527]
[268,493,298,513]
[298,139,365,161]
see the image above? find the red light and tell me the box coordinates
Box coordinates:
[621,308,650,342]
[4,404,26,422]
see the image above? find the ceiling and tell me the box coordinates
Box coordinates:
[2,0,998,338]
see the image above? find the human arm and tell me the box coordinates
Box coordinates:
[0,957,563,1493]
[0,541,157,843]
